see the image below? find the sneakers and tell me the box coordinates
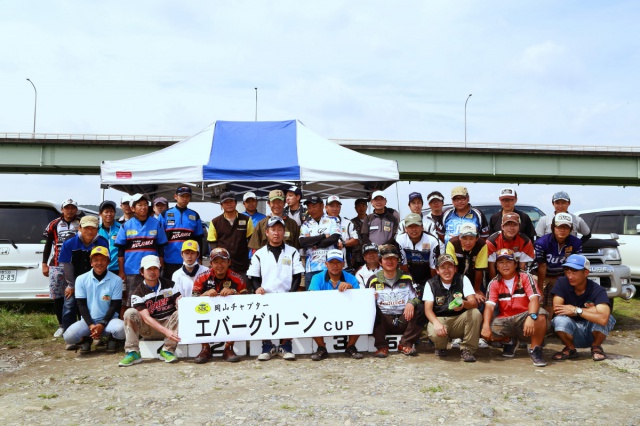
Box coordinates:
[53,327,64,338]
[277,341,296,361]
[222,345,241,363]
[478,338,490,349]
[311,346,329,361]
[118,351,142,367]
[374,347,389,358]
[345,345,364,359]
[194,344,212,364]
[398,344,418,356]
[461,350,476,363]
[65,344,79,351]
[434,348,448,357]
[529,345,547,367]
[451,338,462,349]
[159,349,178,363]
[79,337,93,354]
[502,338,519,358]
[105,338,120,354]
[258,342,277,361]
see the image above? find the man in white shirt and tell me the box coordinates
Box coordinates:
[171,240,208,299]
[355,243,381,288]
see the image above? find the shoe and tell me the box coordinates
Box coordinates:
[552,346,578,361]
[451,338,461,349]
[311,346,329,361]
[53,327,64,338]
[222,345,241,363]
[461,350,476,362]
[398,344,418,356]
[374,347,389,358]
[277,342,296,361]
[345,345,364,359]
[258,342,276,361]
[96,336,108,347]
[105,338,120,354]
[159,350,178,363]
[434,348,448,357]
[79,337,93,354]
[118,351,142,367]
[502,338,518,358]
[529,345,546,367]
[65,344,79,351]
[478,338,489,349]
[591,345,607,361]
[194,345,212,364]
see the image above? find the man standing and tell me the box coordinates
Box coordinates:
[486,212,535,279]
[536,191,591,243]
[247,216,304,361]
[441,186,489,244]
[424,254,481,362]
[425,191,446,242]
[551,254,616,361]
[299,196,341,286]
[118,195,134,223]
[243,192,267,227]
[159,186,204,279]
[397,192,437,236]
[325,195,359,271]
[191,248,249,363]
[63,246,124,354]
[153,197,169,219]
[308,249,364,361]
[445,223,488,304]
[97,200,121,275]
[360,190,401,247]
[488,188,536,240]
[481,249,547,367]
[208,191,254,275]
[283,185,308,226]
[42,198,81,337]
[349,198,369,271]
[249,190,300,252]
[396,213,440,290]
[118,255,181,366]
[355,243,381,289]
[171,240,209,298]
[366,244,424,357]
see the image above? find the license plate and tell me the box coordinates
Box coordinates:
[0,270,17,282]
[590,276,600,285]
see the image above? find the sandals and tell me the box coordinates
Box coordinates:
[591,345,607,361]
[552,346,578,361]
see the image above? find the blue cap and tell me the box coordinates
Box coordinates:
[563,254,590,270]
[326,249,344,262]
[408,192,423,203]
[552,191,570,202]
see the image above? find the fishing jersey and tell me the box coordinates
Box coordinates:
[329,215,359,266]
[131,277,180,321]
[355,264,382,289]
[171,264,210,298]
[535,212,591,238]
[300,214,340,273]
[98,222,122,272]
[58,234,109,285]
[192,269,249,296]
[349,216,366,268]
[42,216,80,266]
[441,206,489,244]
[284,205,308,227]
[158,206,203,264]
[485,231,535,263]
[445,236,488,282]
[360,208,400,246]
[366,270,420,315]
[115,216,168,275]
[486,271,539,318]
[534,233,582,277]
[395,232,440,286]
[308,270,360,291]
[397,213,438,237]
[247,243,304,293]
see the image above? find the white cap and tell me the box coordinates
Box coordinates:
[326,249,344,262]
[554,212,573,227]
[61,199,78,208]
[371,190,386,200]
[327,195,342,205]
[243,192,257,202]
[130,193,150,206]
[121,195,131,204]
[499,187,517,199]
[140,255,161,270]
[459,223,478,237]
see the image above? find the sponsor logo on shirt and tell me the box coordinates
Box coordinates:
[126,230,138,236]
[102,294,111,301]
[282,256,292,265]
[167,220,176,226]
[239,220,247,226]
[150,230,157,236]
[189,214,196,220]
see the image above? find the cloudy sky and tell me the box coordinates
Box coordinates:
[1,1,639,219]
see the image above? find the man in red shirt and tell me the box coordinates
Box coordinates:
[486,212,535,279]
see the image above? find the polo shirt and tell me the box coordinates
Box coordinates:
[486,272,539,318]
[58,234,110,283]
[551,277,609,323]
[308,270,360,291]
[74,270,123,323]
[158,206,203,265]
[247,243,304,293]
[115,216,168,275]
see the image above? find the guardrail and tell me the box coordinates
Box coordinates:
[0,132,187,142]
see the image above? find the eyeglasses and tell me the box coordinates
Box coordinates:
[452,196,467,202]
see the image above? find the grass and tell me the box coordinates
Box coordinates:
[0,302,57,344]
[420,385,443,393]
[38,393,58,399]
[612,295,640,330]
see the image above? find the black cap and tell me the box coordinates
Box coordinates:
[287,185,302,196]
[304,195,323,205]
[355,198,368,206]
[176,186,192,195]
[99,200,117,212]
[219,191,236,203]
[362,243,378,254]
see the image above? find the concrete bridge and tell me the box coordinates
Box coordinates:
[1,132,640,186]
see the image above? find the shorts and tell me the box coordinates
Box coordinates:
[48,266,66,299]
[491,308,549,341]
[551,315,616,348]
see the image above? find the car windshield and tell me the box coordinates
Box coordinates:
[0,206,59,244]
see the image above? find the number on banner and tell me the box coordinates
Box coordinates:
[332,336,348,351]
[386,336,399,350]
[210,342,225,356]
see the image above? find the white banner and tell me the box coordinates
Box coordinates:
[178,289,376,344]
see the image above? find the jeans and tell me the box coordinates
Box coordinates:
[552,315,616,348]
[62,294,79,331]
[63,317,125,344]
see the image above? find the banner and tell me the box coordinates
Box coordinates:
[178,289,376,344]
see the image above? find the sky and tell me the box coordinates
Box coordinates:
[1,1,639,220]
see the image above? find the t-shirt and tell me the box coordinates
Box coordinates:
[115,216,168,275]
[131,278,180,321]
[58,234,110,283]
[158,206,203,265]
[534,234,582,277]
[308,270,360,291]
[75,270,123,323]
[171,264,210,298]
[247,244,304,293]
[551,277,609,322]
[536,212,591,238]
[486,272,539,318]
[422,275,474,302]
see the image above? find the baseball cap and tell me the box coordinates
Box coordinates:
[355,198,368,206]
[563,254,590,270]
[130,193,150,206]
[210,247,231,260]
[408,192,423,203]
[501,212,521,226]
[176,186,192,195]
[552,191,570,202]
[153,197,168,206]
[459,223,478,237]
[243,191,257,202]
[266,216,285,228]
[99,200,117,212]
[427,192,444,203]
[80,216,99,228]
[499,187,517,200]
[181,240,200,253]
[371,190,386,200]
[219,191,236,203]
[305,195,323,205]
[451,186,468,197]
[61,199,78,208]
[90,246,110,259]
[554,212,573,227]
[268,189,285,202]
[495,248,516,261]
[437,253,456,267]
[362,243,378,254]
[404,213,423,226]
[140,255,161,270]
[326,249,344,262]
[379,244,399,259]
[327,195,342,205]
[120,195,131,204]
[287,185,302,196]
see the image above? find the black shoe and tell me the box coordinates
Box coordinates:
[311,346,329,361]
[105,338,121,354]
[345,345,364,359]
[529,345,547,367]
[79,337,93,354]
[461,350,476,363]
[502,338,518,358]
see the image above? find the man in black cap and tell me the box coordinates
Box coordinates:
[284,185,308,226]
[349,198,369,271]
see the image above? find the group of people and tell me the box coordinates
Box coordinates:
[41,184,616,367]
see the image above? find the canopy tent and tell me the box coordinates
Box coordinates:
[100,120,399,201]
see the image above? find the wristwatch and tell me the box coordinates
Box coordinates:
[575,307,583,317]
[529,313,538,321]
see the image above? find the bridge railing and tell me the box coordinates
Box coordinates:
[0,132,186,142]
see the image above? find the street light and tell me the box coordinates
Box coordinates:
[26,78,37,135]
[254,87,258,121]
[464,93,472,142]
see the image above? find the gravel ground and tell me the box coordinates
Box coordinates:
[1,331,640,426]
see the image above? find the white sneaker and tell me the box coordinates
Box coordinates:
[277,345,296,361]
[451,338,461,349]
[478,338,490,349]
[257,344,276,361]
[53,327,64,338]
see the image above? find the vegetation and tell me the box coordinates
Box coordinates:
[0,302,57,344]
